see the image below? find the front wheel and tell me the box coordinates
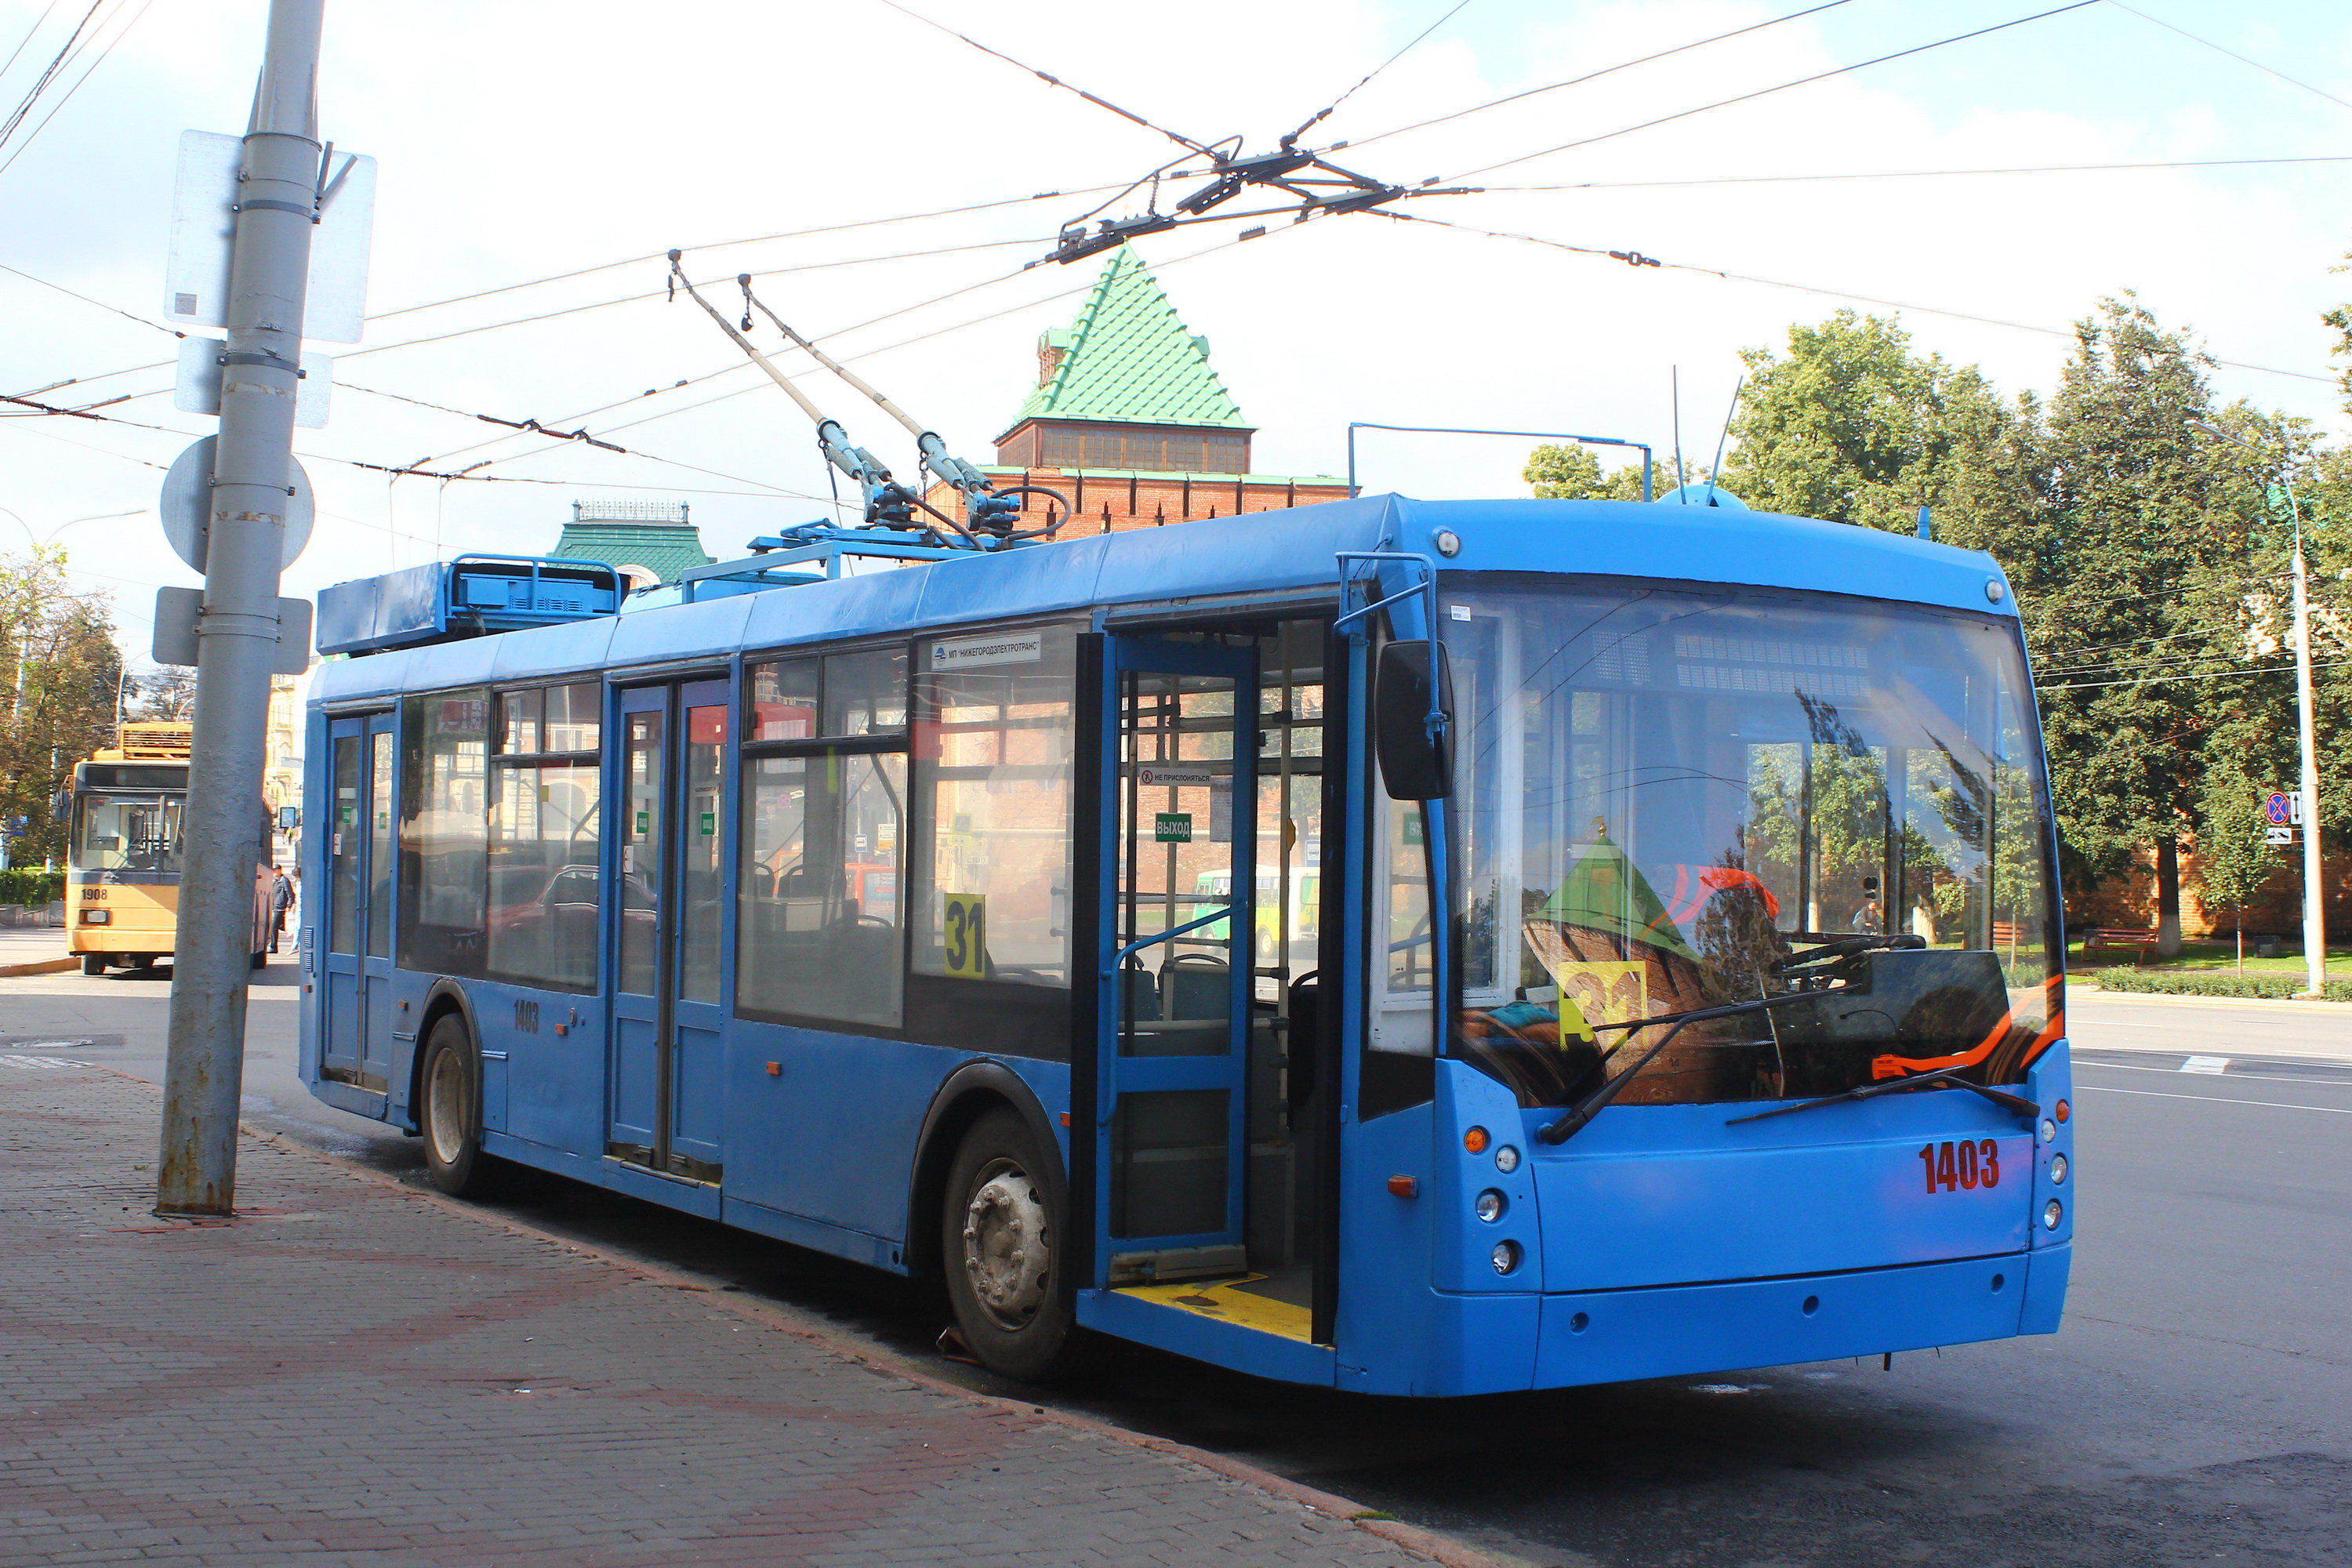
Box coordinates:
[419,1016,503,1198]
[942,1107,1076,1381]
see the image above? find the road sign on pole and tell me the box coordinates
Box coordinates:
[2265,791,2292,826]
[159,436,314,572]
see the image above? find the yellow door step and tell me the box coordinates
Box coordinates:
[1113,1273,1314,1342]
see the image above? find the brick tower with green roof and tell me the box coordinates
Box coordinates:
[953,245,1347,535]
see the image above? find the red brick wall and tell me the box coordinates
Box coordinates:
[927,467,1352,537]
[2075,838,2352,940]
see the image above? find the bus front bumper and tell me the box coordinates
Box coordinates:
[1525,1244,2070,1392]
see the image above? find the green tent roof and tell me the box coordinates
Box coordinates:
[1005,245,1250,434]
[1539,831,1697,961]
[550,521,713,585]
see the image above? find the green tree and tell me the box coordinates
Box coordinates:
[1720,310,2027,537]
[2194,760,2279,970]
[1523,444,1697,501]
[0,546,123,868]
[2025,296,2263,953]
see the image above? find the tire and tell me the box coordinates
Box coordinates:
[80,954,106,976]
[249,949,267,971]
[941,1106,1076,1382]
[419,1015,503,1198]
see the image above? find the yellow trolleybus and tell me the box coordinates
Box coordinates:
[68,722,277,975]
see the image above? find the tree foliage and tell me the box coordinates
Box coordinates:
[0,546,122,866]
[1536,294,2350,934]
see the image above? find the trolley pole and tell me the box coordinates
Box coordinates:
[155,0,324,1216]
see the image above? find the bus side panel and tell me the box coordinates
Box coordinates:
[461,975,606,1152]
[1333,1100,1437,1394]
[723,1023,928,1241]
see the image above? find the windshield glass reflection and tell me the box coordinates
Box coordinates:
[1443,579,2060,1109]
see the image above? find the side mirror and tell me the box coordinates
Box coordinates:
[1375,639,1454,800]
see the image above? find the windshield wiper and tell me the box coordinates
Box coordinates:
[1771,932,1925,978]
[1536,992,1825,1146]
[1723,1065,2037,1127]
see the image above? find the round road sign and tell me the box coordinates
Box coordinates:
[2265,792,2292,826]
[159,435,314,573]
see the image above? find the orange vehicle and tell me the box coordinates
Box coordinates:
[67,722,276,975]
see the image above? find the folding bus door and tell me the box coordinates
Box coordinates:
[321,711,395,1091]
[608,679,728,1181]
[1094,637,1258,1288]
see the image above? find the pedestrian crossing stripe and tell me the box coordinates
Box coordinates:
[0,1055,82,1069]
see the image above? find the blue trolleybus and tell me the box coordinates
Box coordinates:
[299,495,2074,1394]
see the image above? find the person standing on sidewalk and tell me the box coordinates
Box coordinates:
[270,866,294,954]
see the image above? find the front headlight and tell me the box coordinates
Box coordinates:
[1490,1240,1521,1275]
[80,909,110,925]
[2049,1153,2068,1185]
[1474,1189,1506,1223]
[2043,1199,2063,1230]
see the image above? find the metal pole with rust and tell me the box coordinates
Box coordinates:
[155,0,323,1216]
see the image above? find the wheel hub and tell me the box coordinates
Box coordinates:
[426,1048,464,1167]
[962,1162,1050,1330]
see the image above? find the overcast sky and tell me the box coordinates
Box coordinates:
[4,0,2350,662]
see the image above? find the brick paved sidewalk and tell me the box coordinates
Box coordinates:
[0,1062,1458,1568]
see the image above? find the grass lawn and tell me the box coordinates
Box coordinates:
[2068,938,2352,976]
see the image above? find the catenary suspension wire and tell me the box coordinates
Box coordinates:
[1479,154,2352,191]
[365,187,1116,323]
[0,0,151,178]
[1445,2,2101,182]
[2103,0,2352,114]
[1388,211,2335,385]
[1345,0,1857,153]
[0,0,66,85]
[867,0,1216,156]
[1287,0,1475,145]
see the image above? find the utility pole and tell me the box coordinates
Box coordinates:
[2288,500,2329,998]
[2194,418,2328,999]
[155,0,323,1216]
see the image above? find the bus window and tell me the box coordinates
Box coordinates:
[487,684,603,993]
[737,750,906,1027]
[399,690,489,976]
[330,735,361,955]
[739,648,909,1028]
[367,732,396,960]
[909,625,1077,992]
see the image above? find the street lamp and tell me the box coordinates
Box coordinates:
[2191,418,2328,997]
[0,506,145,549]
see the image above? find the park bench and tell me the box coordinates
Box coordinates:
[2079,927,2159,964]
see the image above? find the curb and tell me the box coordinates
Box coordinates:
[2080,985,2352,1013]
[0,955,77,977]
[89,1065,1504,1568]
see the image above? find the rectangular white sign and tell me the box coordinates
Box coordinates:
[1134,766,1215,789]
[165,131,376,343]
[931,632,1042,670]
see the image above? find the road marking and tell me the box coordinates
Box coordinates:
[2078,1060,2352,1087]
[2085,1021,2165,1028]
[2082,1085,2352,1114]
[2181,1055,2230,1074]
[0,1055,81,1069]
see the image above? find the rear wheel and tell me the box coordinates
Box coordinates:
[79,954,105,976]
[941,1107,1075,1381]
[419,1016,502,1197]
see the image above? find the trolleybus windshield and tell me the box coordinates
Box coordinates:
[1441,579,2059,1110]
[73,787,187,876]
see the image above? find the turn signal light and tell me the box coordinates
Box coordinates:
[1387,1174,1420,1199]
[2054,1098,2071,1123]
[1463,1125,1490,1154]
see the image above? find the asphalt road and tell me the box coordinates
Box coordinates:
[5,965,2347,1567]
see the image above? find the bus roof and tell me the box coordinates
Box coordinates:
[309,493,2017,705]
